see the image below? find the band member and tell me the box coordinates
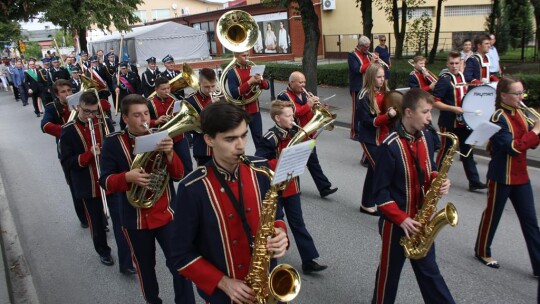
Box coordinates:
[474,77,540,276]
[348,36,377,139]
[354,64,395,215]
[464,34,499,85]
[226,50,269,150]
[256,100,328,274]
[277,71,338,198]
[25,59,43,117]
[60,91,117,267]
[161,54,184,99]
[38,58,53,104]
[168,101,289,303]
[371,88,455,304]
[432,51,487,192]
[148,76,193,173]
[408,56,436,92]
[141,57,160,98]
[69,66,82,94]
[185,68,219,166]
[41,79,88,228]
[99,94,194,303]
[114,62,141,129]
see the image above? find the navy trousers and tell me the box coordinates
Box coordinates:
[475,180,540,276]
[437,126,481,184]
[360,142,378,208]
[106,194,133,271]
[278,194,319,262]
[173,137,193,174]
[249,112,263,150]
[350,90,359,140]
[372,219,455,304]
[81,197,111,257]
[60,162,88,226]
[123,222,195,304]
[307,147,332,193]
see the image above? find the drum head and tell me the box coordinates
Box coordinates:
[462,84,497,129]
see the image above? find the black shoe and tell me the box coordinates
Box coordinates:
[36,113,40,117]
[104,226,110,232]
[302,260,328,274]
[320,187,338,198]
[475,254,500,269]
[80,222,89,229]
[359,205,379,216]
[469,182,487,192]
[120,267,137,275]
[112,121,117,126]
[100,255,114,266]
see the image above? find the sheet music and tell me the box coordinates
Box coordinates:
[172,100,182,113]
[249,65,265,76]
[272,140,316,185]
[465,121,501,146]
[134,131,168,154]
[66,90,84,109]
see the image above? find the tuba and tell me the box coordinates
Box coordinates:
[400,132,459,259]
[147,63,199,99]
[287,103,337,147]
[240,156,301,304]
[126,102,201,209]
[216,10,262,106]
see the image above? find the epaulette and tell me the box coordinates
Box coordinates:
[182,166,208,187]
[246,155,268,164]
[263,130,277,141]
[409,70,417,76]
[358,89,368,100]
[106,130,124,138]
[277,90,289,99]
[184,91,197,100]
[491,109,504,123]
[383,131,399,145]
[62,120,75,128]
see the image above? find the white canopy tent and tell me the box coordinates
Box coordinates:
[88,22,210,66]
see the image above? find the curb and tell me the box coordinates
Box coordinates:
[0,170,40,304]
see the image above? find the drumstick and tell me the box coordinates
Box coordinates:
[463,110,483,116]
[322,94,336,102]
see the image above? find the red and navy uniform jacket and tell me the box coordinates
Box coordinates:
[464,53,499,85]
[408,70,434,92]
[60,117,114,199]
[487,103,540,185]
[353,89,393,144]
[226,63,269,114]
[147,94,184,143]
[99,130,184,230]
[185,91,213,159]
[276,87,313,127]
[373,124,438,225]
[432,72,468,129]
[41,99,72,157]
[169,157,288,303]
[348,48,371,92]
[255,125,301,198]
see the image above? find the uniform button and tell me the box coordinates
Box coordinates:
[246,208,251,213]
[238,264,243,269]
[233,239,238,245]
[220,188,225,193]
[228,214,234,219]
[145,214,148,217]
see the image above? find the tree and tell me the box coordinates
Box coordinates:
[53,30,73,47]
[0,0,49,22]
[485,0,510,54]
[530,0,540,60]
[43,0,142,53]
[355,0,373,44]
[0,20,22,43]
[428,0,445,63]
[261,0,321,94]
[504,0,534,50]
[24,41,43,59]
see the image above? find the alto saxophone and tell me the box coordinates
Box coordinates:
[239,156,301,304]
[400,132,460,260]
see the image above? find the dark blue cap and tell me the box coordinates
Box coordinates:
[162,54,174,63]
[146,57,156,63]
[42,58,50,64]
[71,66,81,73]
[51,57,59,63]
[90,55,98,62]
[119,61,129,68]
[106,52,115,58]
[79,51,88,56]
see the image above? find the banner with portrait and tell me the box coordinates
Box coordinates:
[252,12,291,54]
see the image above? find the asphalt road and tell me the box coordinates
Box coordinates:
[0,89,538,303]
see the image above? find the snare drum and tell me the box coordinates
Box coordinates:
[462,82,497,129]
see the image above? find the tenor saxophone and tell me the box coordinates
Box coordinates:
[399,132,460,259]
[239,156,301,304]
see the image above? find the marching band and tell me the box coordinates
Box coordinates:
[2,10,539,304]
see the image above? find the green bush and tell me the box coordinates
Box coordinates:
[515,74,540,108]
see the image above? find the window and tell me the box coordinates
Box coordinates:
[398,7,434,19]
[134,10,147,23]
[152,9,170,20]
[193,21,216,54]
[445,5,492,17]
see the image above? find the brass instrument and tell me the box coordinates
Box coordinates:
[239,156,301,304]
[407,59,438,83]
[216,10,262,106]
[147,63,199,99]
[367,51,390,70]
[400,132,459,259]
[88,116,110,217]
[288,103,337,147]
[127,102,201,209]
[520,101,540,125]
[67,74,110,123]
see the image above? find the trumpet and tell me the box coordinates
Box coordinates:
[520,101,540,125]
[408,59,438,83]
[367,51,390,70]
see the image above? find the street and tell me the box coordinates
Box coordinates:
[0,89,538,304]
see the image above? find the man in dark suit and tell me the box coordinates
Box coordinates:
[24,59,41,117]
[69,66,82,94]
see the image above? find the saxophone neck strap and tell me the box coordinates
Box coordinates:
[211,162,253,251]
[403,138,426,205]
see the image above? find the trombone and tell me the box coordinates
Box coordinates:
[520,100,540,125]
[367,51,390,70]
[407,59,438,83]
[88,116,110,217]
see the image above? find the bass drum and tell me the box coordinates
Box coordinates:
[462,82,497,129]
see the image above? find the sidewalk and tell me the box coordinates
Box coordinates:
[257,80,540,167]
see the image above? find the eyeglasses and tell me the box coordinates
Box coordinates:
[81,108,99,115]
[380,39,386,42]
[506,91,527,96]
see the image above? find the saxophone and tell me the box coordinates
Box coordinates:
[239,156,301,304]
[399,132,460,260]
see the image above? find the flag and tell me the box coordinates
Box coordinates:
[121,39,129,63]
